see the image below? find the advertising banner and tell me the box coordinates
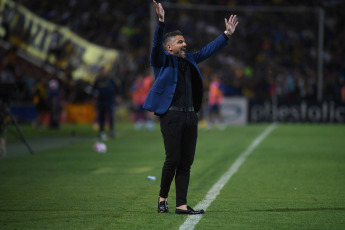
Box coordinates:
[221,97,248,125]
[65,103,96,124]
[249,100,345,123]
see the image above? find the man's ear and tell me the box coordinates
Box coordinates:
[166,44,172,52]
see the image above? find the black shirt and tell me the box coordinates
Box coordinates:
[171,57,194,107]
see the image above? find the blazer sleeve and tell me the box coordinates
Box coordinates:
[192,34,228,64]
[150,22,166,68]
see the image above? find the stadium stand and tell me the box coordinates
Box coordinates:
[1,0,344,123]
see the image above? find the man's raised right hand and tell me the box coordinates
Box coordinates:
[153,0,165,22]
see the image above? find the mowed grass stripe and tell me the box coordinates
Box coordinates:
[0,124,344,230]
[197,124,345,230]
[180,123,277,230]
[0,124,270,229]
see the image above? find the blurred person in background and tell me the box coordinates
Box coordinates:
[47,77,61,129]
[142,72,155,130]
[33,78,49,129]
[131,71,154,130]
[0,59,16,157]
[132,75,153,130]
[93,67,119,140]
[144,0,238,215]
[131,75,146,130]
[207,74,225,130]
[0,60,15,84]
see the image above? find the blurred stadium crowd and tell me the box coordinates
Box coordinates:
[1,0,345,123]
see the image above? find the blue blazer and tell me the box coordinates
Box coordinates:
[143,22,229,115]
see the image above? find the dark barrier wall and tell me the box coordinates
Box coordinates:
[249,100,345,123]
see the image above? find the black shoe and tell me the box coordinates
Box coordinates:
[175,206,205,215]
[157,198,169,213]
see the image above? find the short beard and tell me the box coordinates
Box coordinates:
[174,50,186,58]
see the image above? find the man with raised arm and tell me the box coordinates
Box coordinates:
[144,0,238,215]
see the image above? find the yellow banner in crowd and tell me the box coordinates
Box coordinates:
[0,0,118,82]
[65,103,96,124]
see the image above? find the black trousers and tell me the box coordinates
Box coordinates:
[98,104,114,132]
[159,110,198,207]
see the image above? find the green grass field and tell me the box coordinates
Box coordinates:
[1,123,344,229]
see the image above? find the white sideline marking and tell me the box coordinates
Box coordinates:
[179,123,277,230]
